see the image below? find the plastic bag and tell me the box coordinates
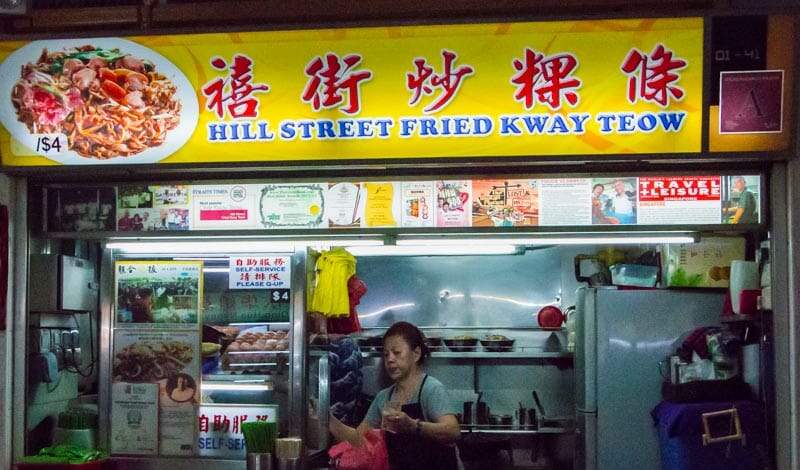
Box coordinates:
[328,429,389,470]
[679,352,716,383]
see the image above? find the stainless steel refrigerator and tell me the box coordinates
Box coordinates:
[574,286,724,470]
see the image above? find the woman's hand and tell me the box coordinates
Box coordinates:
[386,411,461,444]
[382,410,414,434]
[329,412,365,447]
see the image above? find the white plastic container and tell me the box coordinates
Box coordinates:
[730,260,759,314]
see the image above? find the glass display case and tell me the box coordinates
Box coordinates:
[102,243,306,466]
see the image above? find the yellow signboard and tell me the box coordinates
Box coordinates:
[0,18,703,166]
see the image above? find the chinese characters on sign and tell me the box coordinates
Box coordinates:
[407,49,474,113]
[511,48,581,110]
[197,405,278,458]
[621,44,687,107]
[198,40,692,143]
[229,255,291,289]
[203,55,270,119]
[302,53,372,115]
[13,18,777,166]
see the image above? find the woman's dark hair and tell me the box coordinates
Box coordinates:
[384,321,430,364]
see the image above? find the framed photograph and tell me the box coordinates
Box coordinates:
[115,261,203,328]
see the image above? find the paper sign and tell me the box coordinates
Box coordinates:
[229,255,291,289]
[111,382,160,455]
[197,404,278,458]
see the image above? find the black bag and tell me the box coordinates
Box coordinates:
[661,377,752,403]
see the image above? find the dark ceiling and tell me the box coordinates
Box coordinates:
[0,0,786,37]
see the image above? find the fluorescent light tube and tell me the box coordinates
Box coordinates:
[397,232,698,246]
[346,245,521,256]
[106,238,383,253]
[201,382,274,392]
[200,267,230,273]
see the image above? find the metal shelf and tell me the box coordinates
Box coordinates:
[460,425,573,435]
[360,349,573,359]
[720,312,766,323]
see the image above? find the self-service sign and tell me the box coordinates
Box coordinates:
[197,404,278,458]
[229,255,291,289]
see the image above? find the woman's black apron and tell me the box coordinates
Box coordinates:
[385,375,459,470]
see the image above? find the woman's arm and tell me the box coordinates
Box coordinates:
[390,411,461,445]
[329,413,371,447]
[419,413,461,445]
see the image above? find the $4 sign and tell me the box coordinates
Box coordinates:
[34,134,66,154]
[271,290,290,303]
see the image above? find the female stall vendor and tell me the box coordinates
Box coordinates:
[329,321,462,470]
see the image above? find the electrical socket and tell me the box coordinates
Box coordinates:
[66,348,82,369]
[50,329,60,351]
[35,329,49,352]
[61,330,73,349]
[54,347,64,370]
[36,352,59,383]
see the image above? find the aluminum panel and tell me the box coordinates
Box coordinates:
[355,247,562,329]
[594,289,723,470]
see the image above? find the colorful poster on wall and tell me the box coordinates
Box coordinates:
[0,18,704,167]
[191,184,260,230]
[117,184,191,232]
[472,179,538,227]
[401,182,434,228]
[115,260,203,328]
[709,15,794,152]
[588,177,639,225]
[663,236,746,288]
[48,173,765,233]
[111,330,200,456]
[363,182,399,227]
[117,185,161,231]
[719,70,783,134]
[435,180,471,227]
[721,175,760,224]
[638,176,722,225]
[197,405,278,458]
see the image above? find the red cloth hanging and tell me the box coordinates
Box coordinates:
[327,275,367,334]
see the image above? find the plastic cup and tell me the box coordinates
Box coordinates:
[730,260,759,314]
[381,399,401,433]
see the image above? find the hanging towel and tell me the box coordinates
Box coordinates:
[310,247,356,317]
[328,275,367,334]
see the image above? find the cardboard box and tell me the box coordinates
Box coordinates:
[663,236,746,288]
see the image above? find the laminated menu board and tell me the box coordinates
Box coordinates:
[115,260,203,328]
[111,330,200,456]
[662,236,745,288]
